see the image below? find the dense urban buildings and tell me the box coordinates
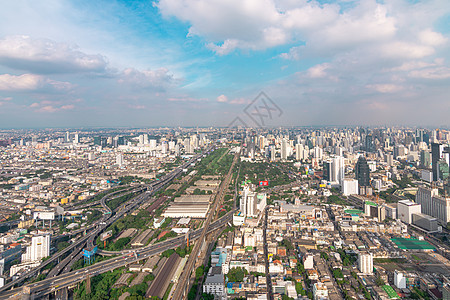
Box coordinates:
[0,126,449,300]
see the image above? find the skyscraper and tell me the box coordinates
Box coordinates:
[431,143,445,181]
[355,156,370,187]
[281,138,288,161]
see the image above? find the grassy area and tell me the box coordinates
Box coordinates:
[163,282,174,300]
[373,258,407,264]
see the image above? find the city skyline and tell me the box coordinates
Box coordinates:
[0,0,449,128]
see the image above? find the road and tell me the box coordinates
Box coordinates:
[171,148,239,300]
[0,145,214,296]
[0,210,233,300]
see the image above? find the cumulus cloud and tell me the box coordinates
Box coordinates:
[0,73,72,91]
[0,35,108,74]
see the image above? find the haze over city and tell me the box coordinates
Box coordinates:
[0,0,449,128]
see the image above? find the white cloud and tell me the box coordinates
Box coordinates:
[307,63,330,78]
[118,68,175,89]
[0,35,108,74]
[217,94,228,102]
[408,67,450,79]
[0,73,72,91]
[366,84,404,93]
[29,101,75,113]
[419,29,447,46]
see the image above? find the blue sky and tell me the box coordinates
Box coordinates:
[0,0,449,128]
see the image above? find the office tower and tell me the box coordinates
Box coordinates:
[420,150,431,168]
[281,139,288,161]
[416,186,450,224]
[358,252,373,275]
[355,156,370,187]
[333,156,345,184]
[143,134,149,145]
[93,136,101,146]
[65,131,70,143]
[74,133,79,144]
[116,153,124,167]
[184,138,191,154]
[431,143,445,181]
[365,134,374,152]
[323,160,331,182]
[22,234,51,262]
[139,134,145,145]
[31,136,37,146]
[117,136,125,146]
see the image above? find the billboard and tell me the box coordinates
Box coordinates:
[33,211,55,220]
[259,181,269,186]
[101,230,112,241]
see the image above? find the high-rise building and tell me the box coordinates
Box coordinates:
[295,143,304,161]
[65,131,70,143]
[385,153,394,166]
[73,133,79,144]
[355,156,370,187]
[22,234,51,262]
[420,150,431,168]
[358,252,373,275]
[394,271,406,289]
[431,143,445,181]
[116,153,124,167]
[416,186,450,225]
[281,139,288,161]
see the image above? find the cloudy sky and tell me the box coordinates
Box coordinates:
[0,0,449,128]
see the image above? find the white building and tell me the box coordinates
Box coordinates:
[397,200,421,224]
[394,270,406,289]
[22,234,51,262]
[303,254,314,270]
[313,282,328,300]
[416,186,450,225]
[116,153,124,167]
[358,252,373,275]
[342,179,359,196]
